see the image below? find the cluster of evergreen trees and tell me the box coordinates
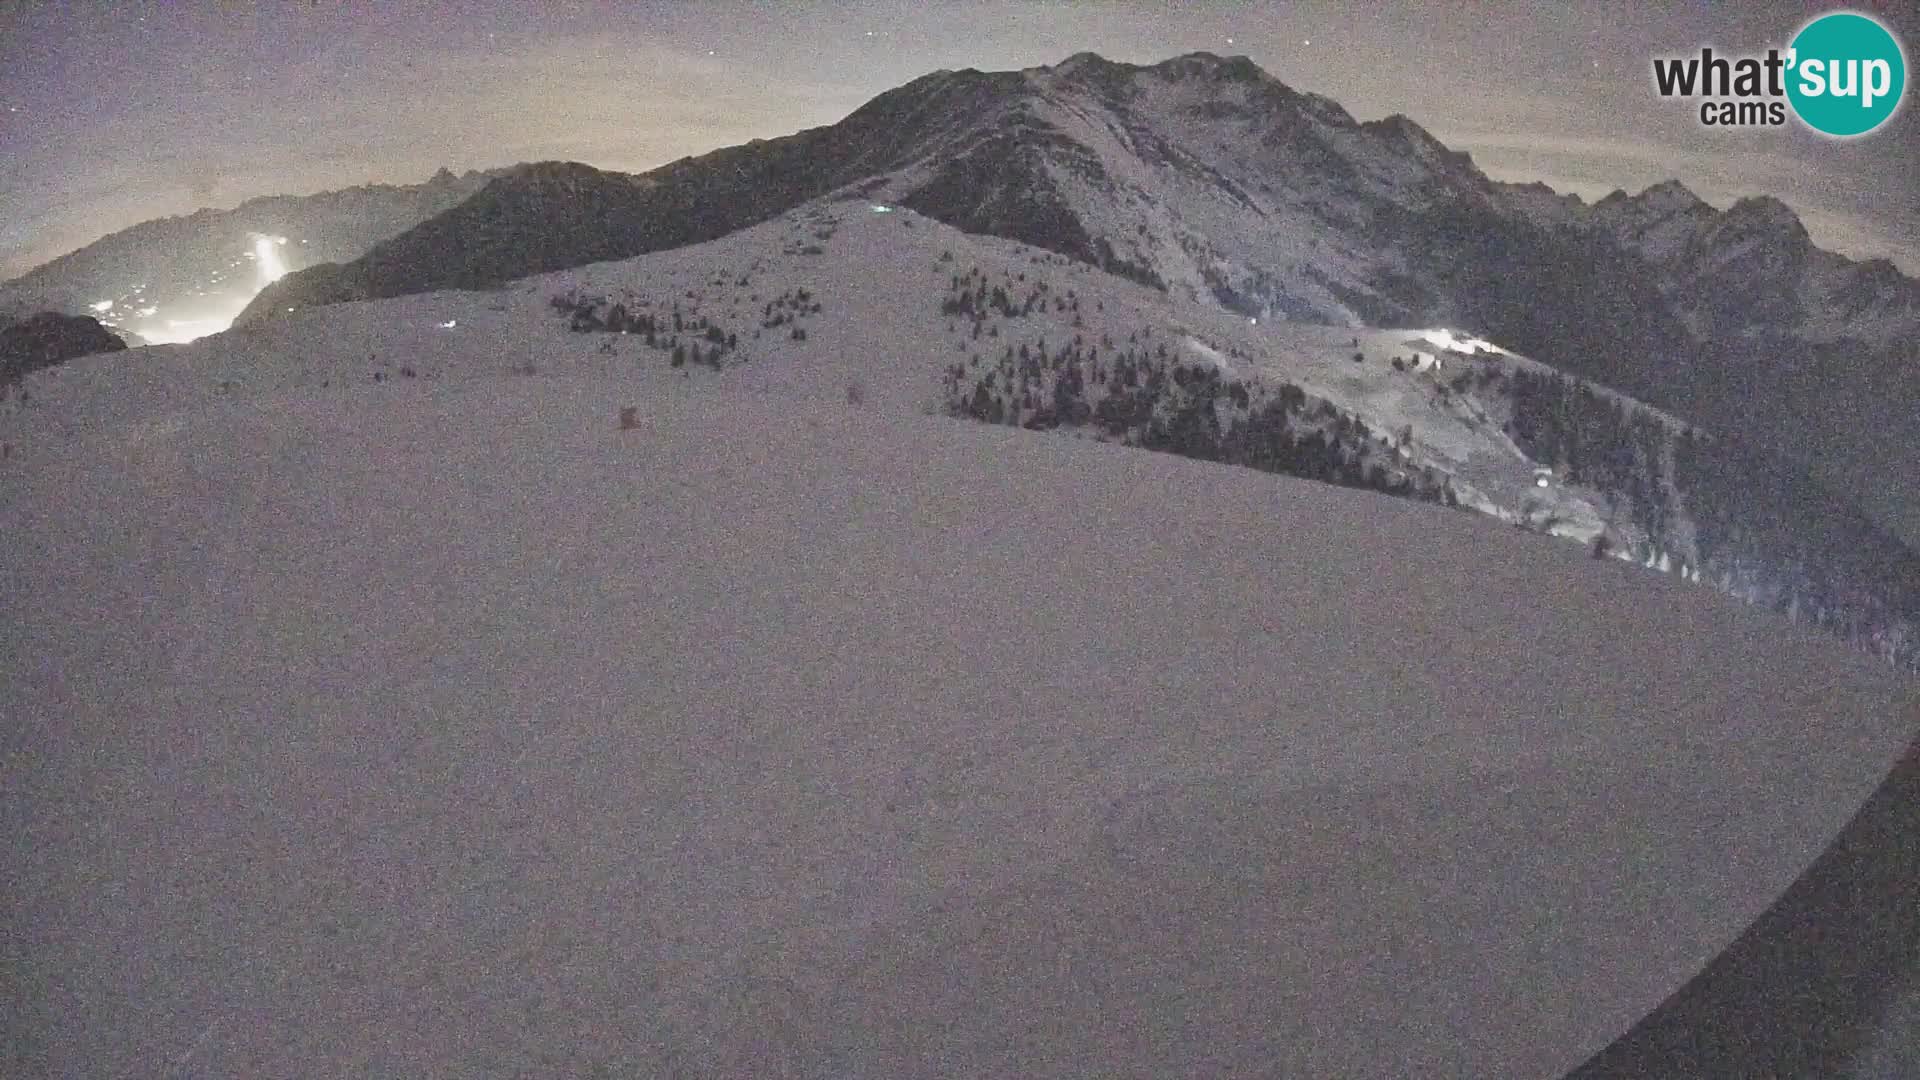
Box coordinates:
[1673,427,1920,666]
[929,264,1917,667]
[1499,363,1920,669]
[782,216,837,256]
[940,323,1459,508]
[548,284,824,371]
[759,287,822,332]
[1502,366,1678,540]
[551,292,733,370]
[940,266,1087,338]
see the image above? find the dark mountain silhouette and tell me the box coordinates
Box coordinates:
[1,312,126,390]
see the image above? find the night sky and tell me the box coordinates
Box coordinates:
[2,0,1915,280]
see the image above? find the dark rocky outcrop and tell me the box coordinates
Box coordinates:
[1,312,126,388]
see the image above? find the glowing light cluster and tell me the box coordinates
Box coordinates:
[119,235,297,345]
[252,234,290,285]
[1421,328,1503,355]
[150,317,239,344]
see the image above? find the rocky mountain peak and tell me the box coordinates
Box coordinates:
[1721,194,1809,239]
[1150,51,1271,84]
[1638,179,1708,212]
[506,160,618,185]
[1684,195,1814,277]
[1364,113,1476,174]
[1049,50,1125,76]
[1027,51,1354,128]
[1592,180,1712,225]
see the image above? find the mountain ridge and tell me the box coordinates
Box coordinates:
[17,195,1920,670]
[237,51,1917,349]
[14,50,1920,657]
[0,167,508,341]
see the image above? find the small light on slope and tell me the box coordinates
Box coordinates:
[1421,328,1502,355]
[89,300,114,313]
[438,319,458,329]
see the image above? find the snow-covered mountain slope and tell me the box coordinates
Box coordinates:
[10,199,1918,669]
[0,202,1711,572]
[7,368,1915,1077]
[224,50,1920,552]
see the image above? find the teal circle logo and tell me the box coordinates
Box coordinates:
[1786,11,1907,137]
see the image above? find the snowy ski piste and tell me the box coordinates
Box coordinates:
[6,376,1914,1078]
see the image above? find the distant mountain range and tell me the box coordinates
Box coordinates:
[9,193,1915,670]
[6,50,1919,669]
[230,51,1920,545]
[0,167,505,342]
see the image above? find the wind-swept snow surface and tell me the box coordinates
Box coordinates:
[5,381,1915,1077]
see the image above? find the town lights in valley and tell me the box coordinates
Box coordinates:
[131,236,295,345]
